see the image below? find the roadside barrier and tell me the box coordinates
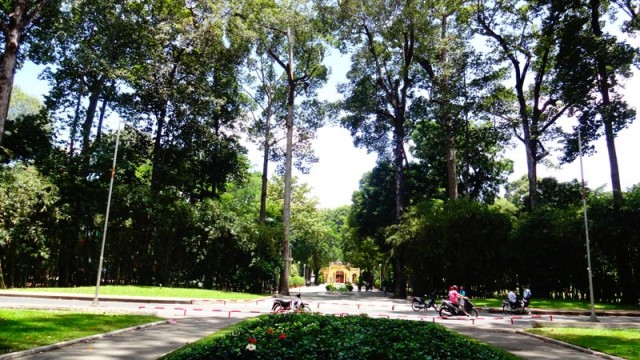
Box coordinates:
[137,304,554,325]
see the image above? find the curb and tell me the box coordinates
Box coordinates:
[0,292,194,305]
[516,330,627,360]
[0,320,169,360]
[0,292,274,306]
[485,307,640,317]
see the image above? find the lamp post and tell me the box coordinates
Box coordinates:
[379,263,382,291]
[92,120,122,306]
[578,131,598,322]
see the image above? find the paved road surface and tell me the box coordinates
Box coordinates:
[1,287,634,359]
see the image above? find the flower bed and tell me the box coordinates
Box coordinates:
[163,313,517,359]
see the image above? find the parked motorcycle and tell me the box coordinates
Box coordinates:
[411,292,439,312]
[271,294,310,312]
[439,298,478,317]
[502,297,531,315]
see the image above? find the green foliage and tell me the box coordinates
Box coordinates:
[325,283,352,292]
[0,164,62,288]
[401,198,512,296]
[1,111,53,164]
[551,0,638,168]
[1,0,638,308]
[162,313,517,359]
[586,188,640,304]
[7,86,42,120]
[511,206,584,296]
[289,275,304,287]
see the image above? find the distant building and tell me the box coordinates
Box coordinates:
[320,261,360,284]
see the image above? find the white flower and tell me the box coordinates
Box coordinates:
[246,343,256,351]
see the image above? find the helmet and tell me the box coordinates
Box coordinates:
[453,285,458,290]
[449,286,454,290]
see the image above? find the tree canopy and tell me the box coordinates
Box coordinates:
[0,0,638,305]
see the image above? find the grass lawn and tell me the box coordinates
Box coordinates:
[2,285,265,300]
[0,309,161,355]
[162,313,520,360]
[470,297,639,311]
[527,327,640,360]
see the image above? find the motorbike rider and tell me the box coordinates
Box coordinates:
[507,288,519,308]
[448,285,469,316]
[522,287,531,307]
[291,293,302,310]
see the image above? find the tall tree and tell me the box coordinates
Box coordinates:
[474,0,571,210]
[411,3,513,203]
[413,0,468,200]
[331,0,426,298]
[242,49,325,225]
[551,0,637,206]
[43,0,162,163]
[243,50,285,223]
[549,0,637,304]
[241,0,328,295]
[0,0,58,145]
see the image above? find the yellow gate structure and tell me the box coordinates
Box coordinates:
[320,261,360,284]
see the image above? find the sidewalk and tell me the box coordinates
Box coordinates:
[5,316,245,360]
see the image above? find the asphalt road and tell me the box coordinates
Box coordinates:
[1,287,636,359]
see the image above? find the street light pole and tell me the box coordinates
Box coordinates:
[92,120,122,306]
[578,131,598,322]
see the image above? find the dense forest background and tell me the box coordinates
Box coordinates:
[0,0,638,304]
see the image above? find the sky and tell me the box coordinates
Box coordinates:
[14,46,640,209]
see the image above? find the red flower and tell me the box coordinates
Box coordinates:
[279,333,287,339]
[248,337,257,344]
[266,328,274,334]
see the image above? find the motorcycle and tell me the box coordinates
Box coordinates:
[271,294,310,312]
[411,292,439,312]
[439,298,478,317]
[502,297,531,315]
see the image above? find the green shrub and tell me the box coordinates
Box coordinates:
[289,275,304,287]
[326,283,353,292]
[163,313,517,360]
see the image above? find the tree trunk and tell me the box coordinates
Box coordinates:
[446,126,458,199]
[590,0,631,303]
[393,124,407,298]
[259,91,273,224]
[0,257,6,289]
[81,78,105,154]
[95,88,112,143]
[525,139,538,210]
[441,13,458,200]
[150,107,166,195]
[517,73,538,210]
[0,1,27,145]
[590,0,623,205]
[277,26,295,296]
[69,92,83,155]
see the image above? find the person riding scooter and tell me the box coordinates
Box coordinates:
[448,285,469,316]
[507,288,518,308]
